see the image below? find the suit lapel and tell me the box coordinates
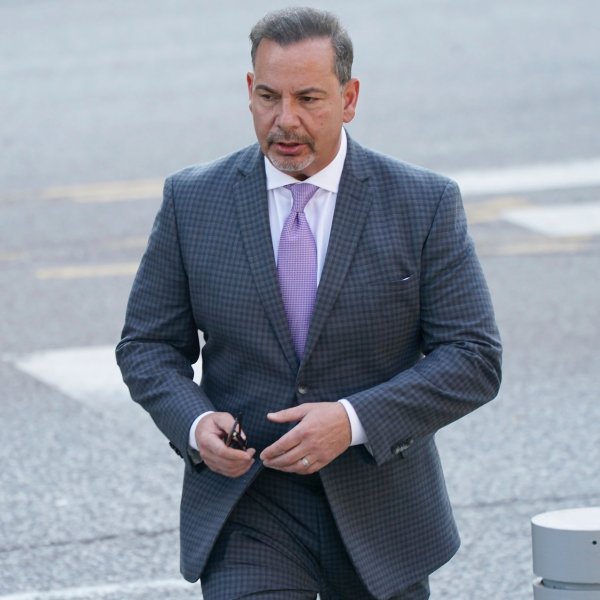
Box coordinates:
[234,148,299,373]
[303,139,372,365]
[233,139,372,373]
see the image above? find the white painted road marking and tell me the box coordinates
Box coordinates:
[11,346,130,407]
[0,578,195,600]
[478,238,589,257]
[464,196,528,224]
[32,157,600,205]
[450,157,600,195]
[19,158,600,282]
[41,179,163,203]
[30,198,598,281]
[8,346,201,411]
[35,262,140,280]
[502,201,600,236]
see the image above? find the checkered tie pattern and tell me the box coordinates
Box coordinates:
[277,183,319,358]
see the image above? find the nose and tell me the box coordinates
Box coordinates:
[275,97,301,130]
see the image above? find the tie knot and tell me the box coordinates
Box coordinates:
[285,183,319,213]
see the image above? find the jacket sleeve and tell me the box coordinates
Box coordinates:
[347,180,502,466]
[116,176,213,471]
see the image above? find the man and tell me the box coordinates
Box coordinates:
[116,7,501,599]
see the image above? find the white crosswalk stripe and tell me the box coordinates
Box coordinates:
[502,201,600,237]
[451,157,600,195]
[7,346,201,411]
[0,578,194,600]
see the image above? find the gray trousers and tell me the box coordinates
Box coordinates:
[201,469,430,600]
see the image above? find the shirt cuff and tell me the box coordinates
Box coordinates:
[338,399,368,446]
[188,411,215,450]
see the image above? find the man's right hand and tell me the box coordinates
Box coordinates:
[195,412,256,477]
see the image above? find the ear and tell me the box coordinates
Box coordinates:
[341,78,360,124]
[246,72,254,111]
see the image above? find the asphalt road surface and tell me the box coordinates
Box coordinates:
[1,1,599,598]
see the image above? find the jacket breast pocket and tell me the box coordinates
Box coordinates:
[320,271,421,369]
[334,272,419,318]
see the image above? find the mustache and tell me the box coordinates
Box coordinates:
[266,131,315,147]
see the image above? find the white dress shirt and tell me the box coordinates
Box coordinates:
[189,129,368,450]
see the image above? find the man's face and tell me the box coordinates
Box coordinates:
[247,37,359,179]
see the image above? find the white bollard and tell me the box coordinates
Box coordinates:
[532,507,600,599]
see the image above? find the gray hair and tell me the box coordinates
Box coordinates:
[249,7,353,85]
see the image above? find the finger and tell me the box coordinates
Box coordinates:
[221,454,256,477]
[298,456,320,474]
[204,446,256,477]
[195,412,235,447]
[259,426,303,461]
[194,412,256,477]
[206,440,254,464]
[266,404,309,423]
[266,454,321,475]
[261,444,305,469]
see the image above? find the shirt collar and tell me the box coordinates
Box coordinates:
[264,128,347,193]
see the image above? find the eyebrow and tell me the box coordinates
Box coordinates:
[254,84,327,96]
[296,87,328,96]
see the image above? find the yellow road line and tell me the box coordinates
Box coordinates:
[35,239,591,282]
[465,196,529,224]
[106,237,148,250]
[41,179,163,203]
[36,262,139,280]
[478,238,590,257]
[0,251,28,262]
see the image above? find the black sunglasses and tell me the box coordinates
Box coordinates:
[224,413,248,451]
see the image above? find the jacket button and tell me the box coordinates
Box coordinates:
[297,384,309,395]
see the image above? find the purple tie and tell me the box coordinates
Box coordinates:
[278,183,319,358]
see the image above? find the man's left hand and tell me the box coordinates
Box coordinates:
[260,402,351,474]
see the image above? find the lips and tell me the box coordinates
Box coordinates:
[274,142,305,155]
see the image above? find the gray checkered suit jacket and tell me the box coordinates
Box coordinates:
[116,135,502,599]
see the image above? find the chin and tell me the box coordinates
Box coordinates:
[268,152,316,175]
